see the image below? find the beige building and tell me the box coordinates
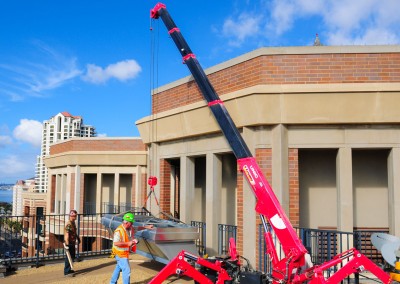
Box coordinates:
[136,45,400,262]
[44,137,147,215]
[43,137,147,255]
[12,178,47,257]
[12,178,37,216]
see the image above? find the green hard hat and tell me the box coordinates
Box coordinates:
[123,212,135,223]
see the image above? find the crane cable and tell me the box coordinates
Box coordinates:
[146,17,159,211]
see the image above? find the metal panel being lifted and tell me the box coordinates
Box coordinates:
[101,208,199,264]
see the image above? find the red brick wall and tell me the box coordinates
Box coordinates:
[288,148,300,227]
[159,159,171,215]
[50,139,146,155]
[153,53,400,114]
[236,162,244,255]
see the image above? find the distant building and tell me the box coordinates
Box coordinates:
[12,178,36,216]
[11,178,47,257]
[35,112,96,192]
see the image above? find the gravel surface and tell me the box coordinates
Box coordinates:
[1,254,192,284]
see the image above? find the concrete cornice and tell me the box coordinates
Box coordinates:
[44,151,147,168]
[137,82,400,144]
[51,136,142,146]
[138,82,400,123]
[48,151,147,156]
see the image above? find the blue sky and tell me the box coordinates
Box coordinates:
[0,0,399,183]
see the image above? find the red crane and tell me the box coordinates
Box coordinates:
[148,3,393,283]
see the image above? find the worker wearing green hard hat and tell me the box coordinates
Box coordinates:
[110,212,154,284]
[123,212,135,223]
[110,212,138,284]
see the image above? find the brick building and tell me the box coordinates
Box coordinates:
[43,137,147,255]
[45,137,147,214]
[136,45,400,263]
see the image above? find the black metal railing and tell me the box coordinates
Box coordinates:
[1,210,388,280]
[218,224,237,255]
[354,229,388,265]
[0,213,113,267]
[257,225,387,282]
[191,221,206,256]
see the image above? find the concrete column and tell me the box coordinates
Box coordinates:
[388,148,400,235]
[271,124,289,212]
[134,166,143,208]
[96,173,102,214]
[206,153,222,255]
[241,127,257,265]
[74,165,81,211]
[180,156,194,223]
[60,174,66,214]
[114,173,120,207]
[337,147,353,232]
[65,169,71,214]
[55,174,60,214]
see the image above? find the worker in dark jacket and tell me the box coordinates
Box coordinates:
[64,209,79,276]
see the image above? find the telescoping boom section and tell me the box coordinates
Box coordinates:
[149,3,393,283]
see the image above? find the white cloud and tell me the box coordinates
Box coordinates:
[222,13,262,46]
[0,155,35,181]
[220,0,400,47]
[0,41,82,100]
[322,0,400,45]
[0,135,12,147]
[13,119,42,147]
[328,28,399,45]
[268,0,297,36]
[82,59,142,84]
[29,62,82,93]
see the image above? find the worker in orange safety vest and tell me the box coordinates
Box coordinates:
[110,212,153,284]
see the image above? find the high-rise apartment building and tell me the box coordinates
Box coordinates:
[35,112,96,192]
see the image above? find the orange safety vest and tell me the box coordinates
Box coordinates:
[112,224,135,258]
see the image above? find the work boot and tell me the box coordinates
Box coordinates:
[64,271,75,277]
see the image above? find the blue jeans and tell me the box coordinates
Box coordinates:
[110,255,130,284]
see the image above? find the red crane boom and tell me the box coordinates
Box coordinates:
[148,3,393,283]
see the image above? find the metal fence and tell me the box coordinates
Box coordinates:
[218,224,237,255]
[191,221,206,256]
[0,210,200,268]
[0,213,113,267]
[1,211,387,281]
[256,225,387,282]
